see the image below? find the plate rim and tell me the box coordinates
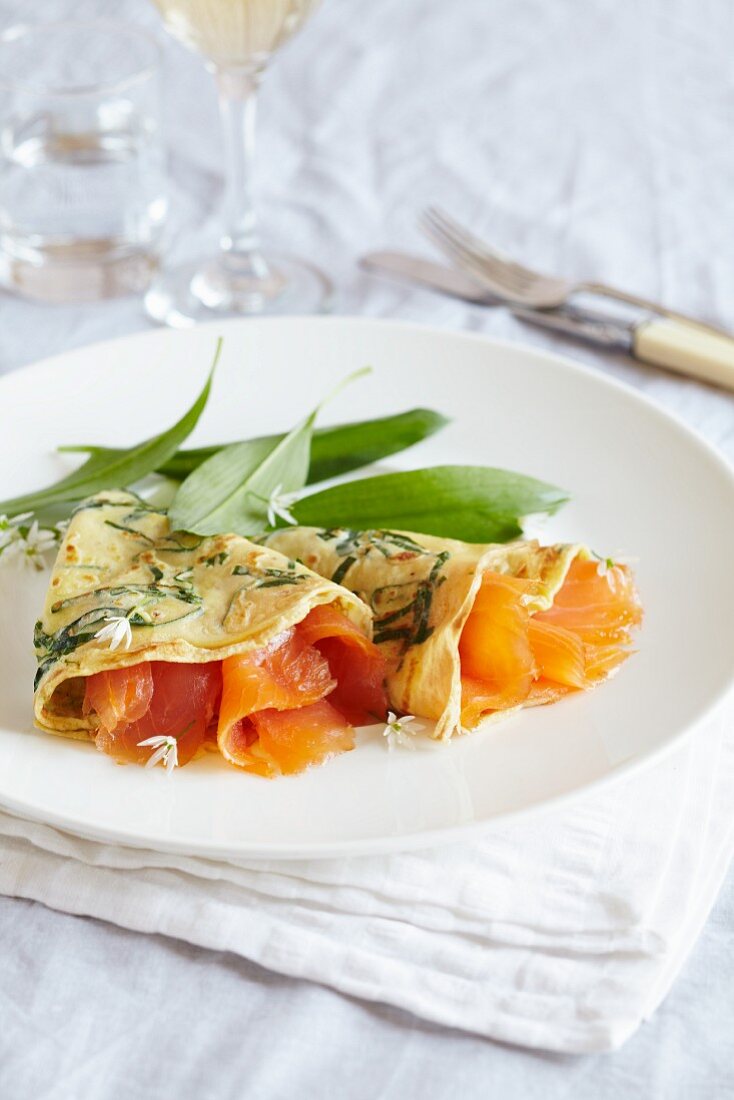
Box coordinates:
[1,315,733,859]
[0,688,732,861]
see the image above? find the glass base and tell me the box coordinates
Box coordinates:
[0,236,159,303]
[144,251,333,327]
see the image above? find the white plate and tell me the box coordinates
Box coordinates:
[1,318,733,859]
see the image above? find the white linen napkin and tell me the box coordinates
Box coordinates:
[1,696,732,1055]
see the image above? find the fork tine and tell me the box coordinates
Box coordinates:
[420,212,490,284]
[421,212,532,297]
[425,207,541,288]
[421,210,532,297]
[424,207,512,265]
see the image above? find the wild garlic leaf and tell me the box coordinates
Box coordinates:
[168,431,308,536]
[0,340,221,518]
[303,408,449,484]
[291,466,569,544]
[59,408,449,484]
[169,368,371,536]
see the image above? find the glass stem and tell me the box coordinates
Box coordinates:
[215,66,268,278]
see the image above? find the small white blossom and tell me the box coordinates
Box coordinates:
[382,711,424,751]
[266,484,299,528]
[0,510,33,544]
[0,520,13,554]
[137,734,179,774]
[94,614,133,651]
[1,519,58,570]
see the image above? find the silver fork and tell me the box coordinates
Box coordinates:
[421,206,730,338]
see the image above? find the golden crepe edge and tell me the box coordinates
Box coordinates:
[33,493,373,742]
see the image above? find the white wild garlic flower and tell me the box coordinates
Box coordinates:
[94,614,133,651]
[382,711,424,751]
[266,484,299,528]
[1,518,58,570]
[137,735,179,774]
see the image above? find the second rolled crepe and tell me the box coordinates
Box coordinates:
[260,527,642,740]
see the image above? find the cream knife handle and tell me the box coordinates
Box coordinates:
[633,318,734,391]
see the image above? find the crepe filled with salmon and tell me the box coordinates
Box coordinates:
[260,528,642,740]
[33,493,387,776]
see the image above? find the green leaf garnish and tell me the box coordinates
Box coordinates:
[290,466,569,543]
[169,368,370,536]
[0,339,221,518]
[59,408,449,485]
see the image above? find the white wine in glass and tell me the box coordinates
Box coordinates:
[145,0,329,326]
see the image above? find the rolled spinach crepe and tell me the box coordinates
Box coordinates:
[34,493,387,776]
[260,528,642,740]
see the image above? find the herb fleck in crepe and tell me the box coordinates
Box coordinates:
[312,529,448,655]
[372,551,451,651]
[317,529,440,604]
[231,561,309,589]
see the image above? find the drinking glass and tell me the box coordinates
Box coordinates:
[145,0,330,327]
[0,20,166,303]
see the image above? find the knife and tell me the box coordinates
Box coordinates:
[361,250,497,303]
[361,251,734,391]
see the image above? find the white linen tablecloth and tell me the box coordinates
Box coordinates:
[1,0,733,1095]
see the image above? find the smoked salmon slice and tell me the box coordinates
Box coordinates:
[82,605,387,776]
[251,699,355,776]
[527,619,588,689]
[219,628,335,724]
[299,604,389,725]
[533,559,642,645]
[218,605,387,775]
[460,558,641,727]
[83,661,222,766]
[459,573,536,711]
[83,665,154,734]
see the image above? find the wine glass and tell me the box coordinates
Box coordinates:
[145,0,330,327]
